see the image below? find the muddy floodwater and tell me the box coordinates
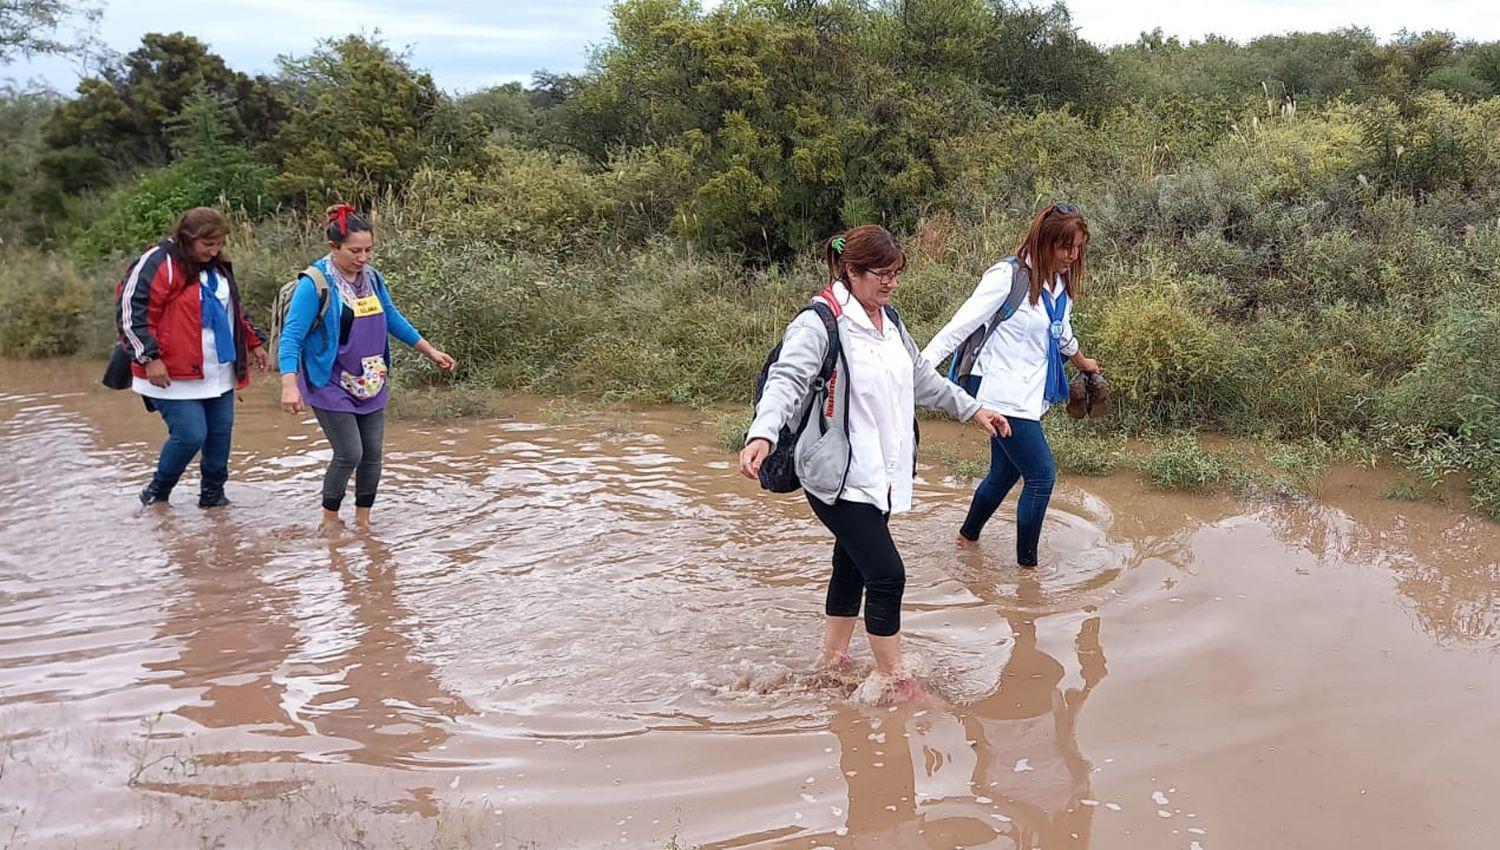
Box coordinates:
[2,360,1499,849]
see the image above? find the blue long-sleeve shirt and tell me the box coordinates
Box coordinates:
[276,257,422,388]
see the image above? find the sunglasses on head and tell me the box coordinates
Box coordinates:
[1046,203,1082,216]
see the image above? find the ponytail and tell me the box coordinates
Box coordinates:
[825,233,848,286]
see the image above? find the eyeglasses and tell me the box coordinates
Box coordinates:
[865,267,904,283]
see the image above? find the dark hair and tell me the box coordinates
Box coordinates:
[326,204,373,245]
[824,224,905,288]
[1015,203,1089,304]
[168,207,229,263]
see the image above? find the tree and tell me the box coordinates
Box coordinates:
[75,87,270,262]
[267,35,483,204]
[0,0,97,62]
[980,1,1113,114]
[44,32,289,171]
[458,82,540,143]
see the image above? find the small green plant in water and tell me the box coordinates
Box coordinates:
[1384,478,1424,502]
[1048,419,1129,476]
[1469,467,1500,520]
[710,411,750,452]
[1137,435,1225,492]
[1263,437,1332,493]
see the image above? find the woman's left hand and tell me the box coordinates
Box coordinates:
[972,408,1011,438]
[249,345,270,372]
[1076,356,1100,374]
[428,349,457,371]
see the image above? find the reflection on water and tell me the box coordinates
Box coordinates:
[2,360,1500,849]
[774,571,1106,849]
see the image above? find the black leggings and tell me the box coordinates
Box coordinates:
[312,407,385,512]
[807,495,906,637]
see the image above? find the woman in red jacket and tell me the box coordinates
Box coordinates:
[117,207,270,507]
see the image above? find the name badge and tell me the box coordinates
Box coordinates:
[1049,320,1064,340]
[350,295,383,317]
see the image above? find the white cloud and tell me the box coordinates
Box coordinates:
[1065,0,1500,45]
[6,0,1500,92]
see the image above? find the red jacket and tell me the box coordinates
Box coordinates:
[116,241,264,388]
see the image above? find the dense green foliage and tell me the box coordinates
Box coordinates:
[2,2,1499,517]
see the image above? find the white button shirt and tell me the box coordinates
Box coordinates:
[921,262,1079,421]
[833,282,918,515]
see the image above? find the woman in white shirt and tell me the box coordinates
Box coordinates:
[922,204,1101,567]
[740,225,1007,700]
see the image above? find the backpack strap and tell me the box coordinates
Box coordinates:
[303,265,332,330]
[806,300,841,386]
[974,257,1030,353]
[798,299,842,436]
[883,304,905,334]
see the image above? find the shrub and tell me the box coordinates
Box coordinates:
[1047,418,1128,476]
[1136,435,1226,491]
[0,249,111,356]
[1087,285,1247,429]
[402,149,615,256]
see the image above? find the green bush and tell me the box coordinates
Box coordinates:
[0,249,112,356]
[1087,285,1248,429]
[1047,418,1128,476]
[72,89,271,264]
[1136,435,1226,491]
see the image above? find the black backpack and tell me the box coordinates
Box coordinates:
[945,257,1031,388]
[753,293,909,493]
[754,299,842,493]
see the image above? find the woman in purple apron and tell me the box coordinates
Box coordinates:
[276,205,456,529]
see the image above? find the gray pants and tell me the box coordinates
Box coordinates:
[312,407,386,512]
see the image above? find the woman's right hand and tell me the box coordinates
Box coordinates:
[739,438,772,480]
[972,408,1011,438]
[144,358,171,388]
[280,375,304,414]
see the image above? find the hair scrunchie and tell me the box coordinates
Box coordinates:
[327,203,356,238]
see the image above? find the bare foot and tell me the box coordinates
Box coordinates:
[955,532,977,548]
[319,518,346,537]
[890,676,927,705]
[819,650,853,669]
[853,672,929,706]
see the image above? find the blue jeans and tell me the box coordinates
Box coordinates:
[959,416,1055,567]
[151,390,235,497]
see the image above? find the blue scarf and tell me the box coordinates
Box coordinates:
[1041,287,1069,404]
[200,269,237,364]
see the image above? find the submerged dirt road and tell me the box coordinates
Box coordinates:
[1,360,1497,849]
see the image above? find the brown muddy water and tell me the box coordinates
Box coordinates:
[1,360,1498,850]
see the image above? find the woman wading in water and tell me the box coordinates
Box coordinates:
[923,204,1101,568]
[276,205,456,529]
[740,225,1009,702]
[119,207,270,508]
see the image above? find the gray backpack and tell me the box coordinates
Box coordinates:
[269,265,333,359]
[945,257,1031,387]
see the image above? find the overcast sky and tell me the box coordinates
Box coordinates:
[6,0,1500,94]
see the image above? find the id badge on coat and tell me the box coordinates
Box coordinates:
[350,295,383,317]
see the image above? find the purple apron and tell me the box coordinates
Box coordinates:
[300,276,390,413]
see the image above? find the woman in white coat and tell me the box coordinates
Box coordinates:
[923,204,1102,568]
